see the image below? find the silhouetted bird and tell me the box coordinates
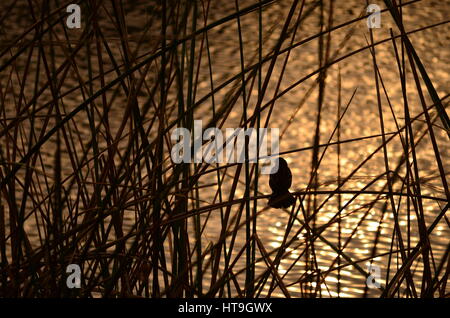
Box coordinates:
[268,157,295,209]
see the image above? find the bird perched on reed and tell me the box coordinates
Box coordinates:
[268,157,295,209]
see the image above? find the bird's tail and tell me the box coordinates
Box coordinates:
[268,191,295,209]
